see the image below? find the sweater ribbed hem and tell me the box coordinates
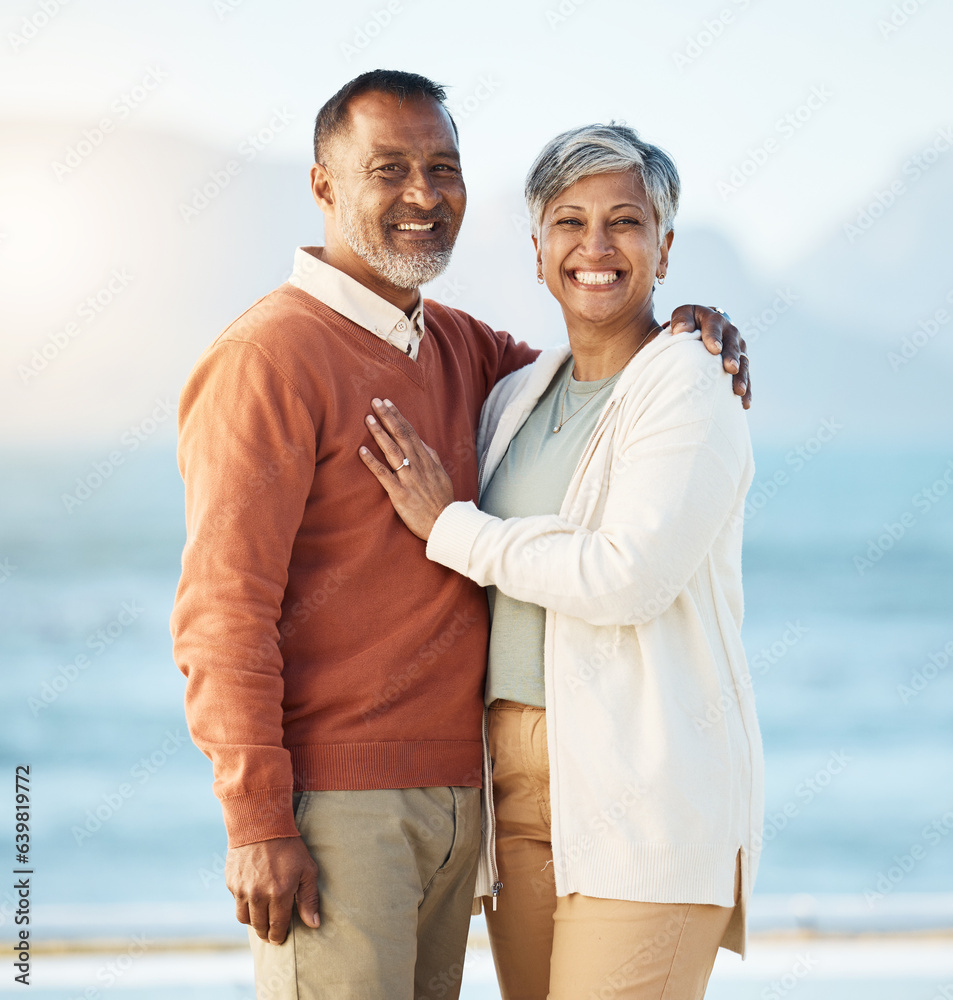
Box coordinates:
[427,501,493,575]
[222,786,300,848]
[289,740,483,793]
[554,838,739,908]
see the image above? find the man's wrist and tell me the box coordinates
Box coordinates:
[222,786,300,848]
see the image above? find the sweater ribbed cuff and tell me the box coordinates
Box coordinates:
[221,786,300,848]
[426,501,494,577]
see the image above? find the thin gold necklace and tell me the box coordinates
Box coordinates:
[552,324,660,434]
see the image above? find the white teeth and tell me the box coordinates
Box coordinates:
[395,222,435,230]
[573,270,619,285]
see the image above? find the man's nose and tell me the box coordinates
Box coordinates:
[402,166,440,210]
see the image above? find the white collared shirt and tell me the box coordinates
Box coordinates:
[288,246,425,360]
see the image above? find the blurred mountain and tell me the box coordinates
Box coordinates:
[1,122,949,448]
[788,141,953,336]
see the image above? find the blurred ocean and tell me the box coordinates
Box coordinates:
[1,438,952,951]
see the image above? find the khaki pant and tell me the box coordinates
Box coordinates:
[485,701,735,1000]
[249,785,481,1000]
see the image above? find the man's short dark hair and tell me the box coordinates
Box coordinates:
[313,69,458,164]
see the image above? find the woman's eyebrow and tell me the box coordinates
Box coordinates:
[551,202,645,211]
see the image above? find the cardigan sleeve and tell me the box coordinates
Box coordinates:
[426,348,750,627]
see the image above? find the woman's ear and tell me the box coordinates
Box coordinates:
[658,229,674,273]
[532,234,541,272]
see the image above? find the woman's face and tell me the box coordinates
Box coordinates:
[534,169,673,333]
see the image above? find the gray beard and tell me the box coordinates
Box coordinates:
[337,195,454,290]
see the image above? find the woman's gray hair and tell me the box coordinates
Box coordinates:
[525,123,680,244]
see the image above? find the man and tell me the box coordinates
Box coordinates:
[171,69,748,1000]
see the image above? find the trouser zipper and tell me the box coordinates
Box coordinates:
[483,707,502,909]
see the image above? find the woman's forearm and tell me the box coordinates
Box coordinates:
[428,439,743,627]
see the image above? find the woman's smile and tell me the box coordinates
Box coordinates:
[567,268,623,287]
[536,169,672,339]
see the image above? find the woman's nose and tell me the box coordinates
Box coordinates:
[578,225,613,258]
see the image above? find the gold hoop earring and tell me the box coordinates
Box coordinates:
[537,272,545,284]
[656,273,665,285]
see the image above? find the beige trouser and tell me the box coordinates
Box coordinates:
[249,785,481,1000]
[485,700,736,1000]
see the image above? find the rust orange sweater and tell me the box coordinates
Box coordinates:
[171,283,536,847]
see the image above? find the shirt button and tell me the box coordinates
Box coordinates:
[397,320,407,331]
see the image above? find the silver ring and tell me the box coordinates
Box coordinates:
[738,353,749,361]
[393,457,410,472]
[710,306,732,323]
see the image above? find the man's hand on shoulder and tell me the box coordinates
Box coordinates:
[669,305,752,409]
[225,836,320,944]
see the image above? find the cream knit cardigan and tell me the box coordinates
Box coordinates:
[427,331,763,955]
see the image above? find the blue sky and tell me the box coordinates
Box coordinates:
[2,0,949,269]
[1,0,951,443]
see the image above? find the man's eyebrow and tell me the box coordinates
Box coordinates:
[363,148,461,162]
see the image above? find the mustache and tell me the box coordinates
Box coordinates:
[381,205,455,226]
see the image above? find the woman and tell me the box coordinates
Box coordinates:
[359,123,762,1000]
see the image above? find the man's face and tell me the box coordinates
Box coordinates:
[319,91,466,293]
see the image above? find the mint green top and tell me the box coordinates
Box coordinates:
[481,357,620,707]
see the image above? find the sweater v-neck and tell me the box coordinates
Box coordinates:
[282,283,428,389]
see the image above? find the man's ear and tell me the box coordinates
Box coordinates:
[310,162,335,213]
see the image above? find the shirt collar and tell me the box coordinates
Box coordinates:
[288,246,424,360]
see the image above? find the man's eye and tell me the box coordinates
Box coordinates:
[433,164,460,173]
